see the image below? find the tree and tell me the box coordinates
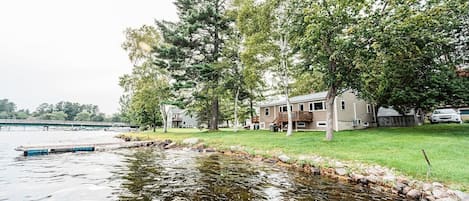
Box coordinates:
[74,111,91,121]
[289,0,364,140]
[91,113,106,122]
[236,0,295,136]
[156,0,234,131]
[120,24,175,132]
[0,99,17,119]
[290,71,326,96]
[352,0,469,120]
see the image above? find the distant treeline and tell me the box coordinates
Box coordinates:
[0,99,124,122]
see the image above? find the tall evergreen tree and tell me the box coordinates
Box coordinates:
[156,0,233,131]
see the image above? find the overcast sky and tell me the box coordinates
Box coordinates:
[0,0,178,115]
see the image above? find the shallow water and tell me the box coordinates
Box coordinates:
[0,130,409,201]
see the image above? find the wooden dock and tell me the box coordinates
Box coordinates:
[15,141,158,156]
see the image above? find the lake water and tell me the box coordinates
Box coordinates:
[0,129,408,201]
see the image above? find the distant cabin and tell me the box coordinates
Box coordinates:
[166,106,198,128]
[258,91,376,131]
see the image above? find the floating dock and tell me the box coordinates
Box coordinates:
[15,141,158,156]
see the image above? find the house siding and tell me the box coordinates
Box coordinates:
[258,90,374,131]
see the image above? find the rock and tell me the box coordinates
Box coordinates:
[351,173,364,182]
[311,168,321,175]
[334,161,345,168]
[335,168,347,176]
[406,189,421,199]
[278,154,290,163]
[359,177,369,185]
[432,182,444,188]
[394,182,407,193]
[433,189,449,199]
[425,195,436,201]
[450,190,469,201]
[194,143,205,152]
[366,175,379,184]
[435,198,457,201]
[230,145,242,151]
[182,138,199,145]
[382,174,396,183]
[164,142,177,149]
[397,177,410,185]
[403,187,412,195]
[204,148,216,153]
[423,183,433,191]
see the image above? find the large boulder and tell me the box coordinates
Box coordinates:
[278,154,290,163]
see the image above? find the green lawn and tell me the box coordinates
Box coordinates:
[125,124,469,190]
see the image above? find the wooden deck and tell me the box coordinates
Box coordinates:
[251,116,260,123]
[275,111,313,123]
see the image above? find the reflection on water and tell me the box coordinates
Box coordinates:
[116,148,408,201]
[0,131,408,201]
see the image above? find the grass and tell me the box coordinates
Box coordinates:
[124,124,469,191]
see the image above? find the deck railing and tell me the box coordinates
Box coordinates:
[251,116,260,123]
[276,111,313,122]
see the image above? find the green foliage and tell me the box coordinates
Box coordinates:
[119,23,174,130]
[32,101,102,121]
[74,111,91,121]
[156,0,236,130]
[352,0,469,113]
[0,99,16,113]
[40,111,68,121]
[289,71,326,96]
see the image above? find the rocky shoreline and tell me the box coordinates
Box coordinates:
[122,136,468,201]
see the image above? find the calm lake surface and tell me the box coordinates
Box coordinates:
[0,129,409,201]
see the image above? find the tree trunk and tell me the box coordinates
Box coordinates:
[249,92,254,130]
[280,34,293,137]
[234,87,240,132]
[210,97,219,131]
[160,104,168,133]
[375,103,381,127]
[286,96,293,136]
[325,86,337,141]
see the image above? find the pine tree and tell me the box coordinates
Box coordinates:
[156,0,233,131]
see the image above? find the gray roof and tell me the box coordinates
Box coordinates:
[259,91,328,107]
[377,107,415,117]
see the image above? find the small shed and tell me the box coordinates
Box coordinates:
[377,107,420,127]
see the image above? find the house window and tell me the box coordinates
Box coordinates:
[317,121,327,127]
[280,105,292,112]
[297,122,306,128]
[309,103,313,111]
[460,109,469,115]
[299,104,304,111]
[341,100,345,110]
[367,104,372,113]
[265,108,270,116]
[313,102,325,111]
